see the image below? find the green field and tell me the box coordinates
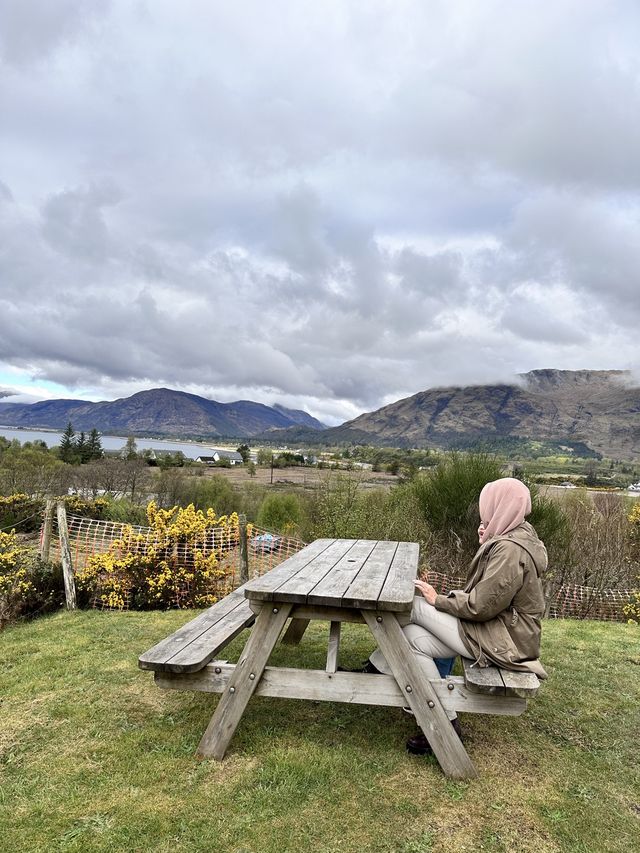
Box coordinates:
[1,612,639,853]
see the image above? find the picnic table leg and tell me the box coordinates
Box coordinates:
[325,621,341,673]
[196,602,293,760]
[281,617,310,646]
[362,610,477,780]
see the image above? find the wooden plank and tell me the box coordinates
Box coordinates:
[281,618,311,645]
[138,588,249,671]
[499,669,540,698]
[56,501,77,610]
[462,659,506,695]
[270,539,356,604]
[238,514,249,584]
[377,541,420,612]
[341,540,399,608]
[160,602,255,672]
[362,610,477,780]
[325,621,341,673]
[289,605,365,624]
[157,667,528,716]
[196,603,293,759]
[306,540,378,607]
[243,539,336,601]
[41,498,54,561]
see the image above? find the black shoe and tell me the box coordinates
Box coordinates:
[337,660,382,674]
[406,717,463,756]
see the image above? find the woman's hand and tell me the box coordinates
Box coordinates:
[413,579,438,605]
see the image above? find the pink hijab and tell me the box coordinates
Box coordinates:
[478,478,532,544]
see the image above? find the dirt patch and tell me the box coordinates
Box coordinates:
[198,465,399,491]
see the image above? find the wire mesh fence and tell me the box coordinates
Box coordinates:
[42,513,307,610]
[41,512,635,620]
[545,583,633,621]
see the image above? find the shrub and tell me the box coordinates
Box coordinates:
[75,502,238,610]
[0,494,44,533]
[307,472,363,539]
[304,473,429,545]
[63,495,110,519]
[624,503,640,623]
[257,493,302,534]
[154,470,236,515]
[410,453,504,571]
[0,530,34,626]
[0,531,63,627]
[524,481,571,587]
[102,497,151,526]
[625,585,640,624]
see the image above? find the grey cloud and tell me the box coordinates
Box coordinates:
[499,299,587,346]
[1,1,640,424]
[0,180,13,203]
[41,182,122,261]
[0,0,109,66]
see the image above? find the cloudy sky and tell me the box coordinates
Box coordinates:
[1,0,639,425]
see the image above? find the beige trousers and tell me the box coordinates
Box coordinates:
[369,596,469,720]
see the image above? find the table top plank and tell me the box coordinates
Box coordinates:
[340,540,399,609]
[243,538,335,600]
[268,539,357,603]
[245,538,420,612]
[306,540,379,607]
[376,541,420,611]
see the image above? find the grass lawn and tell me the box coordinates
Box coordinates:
[1,612,639,853]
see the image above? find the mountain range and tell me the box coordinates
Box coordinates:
[0,388,325,438]
[1,370,639,459]
[258,369,640,460]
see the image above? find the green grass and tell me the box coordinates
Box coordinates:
[1,613,639,853]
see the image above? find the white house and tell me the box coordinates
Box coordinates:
[196,450,243,465]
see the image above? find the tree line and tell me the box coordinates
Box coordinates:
[59,423,103,464]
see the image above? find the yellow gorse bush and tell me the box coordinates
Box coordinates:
[76,502,239,610]
[0,530,36,625]
[624,503,640,624]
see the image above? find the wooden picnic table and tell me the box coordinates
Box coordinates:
[143,538,540,779]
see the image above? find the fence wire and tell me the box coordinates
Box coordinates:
[42,514,307,609]
[41,514,634,620]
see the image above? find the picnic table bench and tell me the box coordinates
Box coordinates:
[139,538,540,780]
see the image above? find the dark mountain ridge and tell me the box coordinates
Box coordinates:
[256,370,640,460]
[0,387,325,439]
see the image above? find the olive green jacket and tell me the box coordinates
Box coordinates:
[434,522,548,678]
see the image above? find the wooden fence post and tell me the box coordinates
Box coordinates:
[41,497,55,561]
[56,501,77,610]
[239,513,249,584]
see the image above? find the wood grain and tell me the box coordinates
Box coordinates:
[196,602,293,760]
[243,538,338,601]
[156,666,528,716]
[138,587,252,673]
[363,610,477,780]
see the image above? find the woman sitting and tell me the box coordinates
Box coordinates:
[369,477,548,755]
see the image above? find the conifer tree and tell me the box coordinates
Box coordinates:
[76,431,89,463]
[59,422,76,464]
[88,428,103,460]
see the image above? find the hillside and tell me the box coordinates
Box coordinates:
[0,388,325,439]
[260,370,640,459]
